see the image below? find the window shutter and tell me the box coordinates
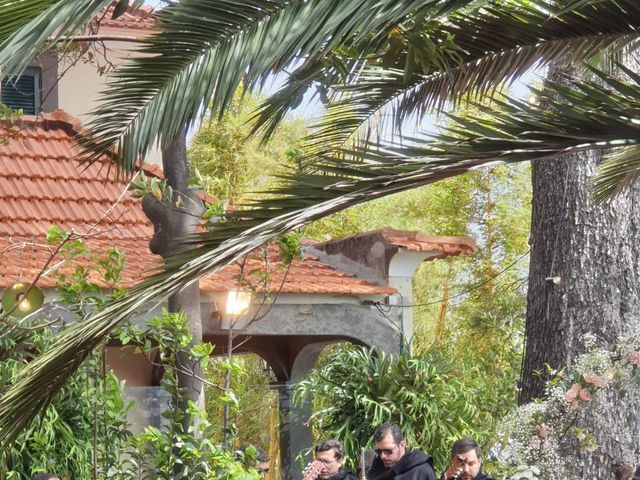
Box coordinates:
[1,68,41,115]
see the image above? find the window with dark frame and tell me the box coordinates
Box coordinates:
[1,66,42,115]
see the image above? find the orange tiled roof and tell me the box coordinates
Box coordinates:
[94,5,157,31]
[311,228,476,260]
[377,228,476,256]
[0,111,394,296]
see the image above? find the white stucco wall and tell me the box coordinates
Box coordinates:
[56,26,162,166]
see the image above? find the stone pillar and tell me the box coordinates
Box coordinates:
[388,251,435,351]
[278,342,332,479]
[278,384,295,480]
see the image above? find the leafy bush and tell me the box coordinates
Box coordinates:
[295,345,490,473]
[0,326,131,480]
[1,231,256,479]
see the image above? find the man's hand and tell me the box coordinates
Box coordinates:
[444,455,465,480]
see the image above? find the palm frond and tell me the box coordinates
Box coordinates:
[307,0,640,154]
[247,0,479,142]
[592,145,640,203]
[247,53,364,143]
[0,0,114,75]
[76,0,461,171]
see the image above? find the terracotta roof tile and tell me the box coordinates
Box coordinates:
[375,229,475,254]
[94,5,157,32]
[0,112,394,296]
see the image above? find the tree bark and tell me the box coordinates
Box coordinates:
[142,129,205,433]
[521,66,640,476]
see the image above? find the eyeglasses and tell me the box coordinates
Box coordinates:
[374,446,397,456]
[317,458,338,466]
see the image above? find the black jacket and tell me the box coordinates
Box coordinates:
[326,469,358,480]
[473,473,494,480]
[368,450,437,480]
[441,470,495,480]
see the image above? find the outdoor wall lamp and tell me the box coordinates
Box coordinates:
[220,290,251,329]
[1,282,44,318]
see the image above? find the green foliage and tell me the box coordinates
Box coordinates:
[188,94,307,204]
[5,3,640,453]
[0,103,21,145]
[1,235,132,479]
[305,163,530,451]
[2,229,255,479]
[0,325,132,480]
[295,345,489,473]
[119,310,257,480]
[129,171,176,204]
[275,231,302,265]
[203,354,277,452]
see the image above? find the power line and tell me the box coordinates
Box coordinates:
[369,249,531,309]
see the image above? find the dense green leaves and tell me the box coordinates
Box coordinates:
[295,346,487,473]
[188,94,306,204]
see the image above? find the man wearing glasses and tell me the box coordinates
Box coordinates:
[368,422,436,480]
[314,439,358,480]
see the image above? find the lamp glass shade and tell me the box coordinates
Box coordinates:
[2,282,44,318]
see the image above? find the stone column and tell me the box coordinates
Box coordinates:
[278,342,332,478]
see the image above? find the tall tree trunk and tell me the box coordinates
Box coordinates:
[521,67,640,477]
[142,129,205,433]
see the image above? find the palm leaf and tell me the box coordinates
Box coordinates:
[592,145,640,203]
[0,0,115,75]
[248,0,479,142]
[247,53,366,143]
[76,0,470,171]
[301,0,640,154]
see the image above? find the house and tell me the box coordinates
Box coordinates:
[0,5,162,165]
[0,6,476,476]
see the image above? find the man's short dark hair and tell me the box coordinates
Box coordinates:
[32,474,58,480]
[373,422,405,445]
[451,438,482,460]
[315,439,344,460]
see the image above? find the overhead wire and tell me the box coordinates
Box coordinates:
[368,248,531,310]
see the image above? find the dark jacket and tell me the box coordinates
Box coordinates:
[441,470,495,480]
[472,473,494,480]
[368,450,437,480]
[326,469,358,480]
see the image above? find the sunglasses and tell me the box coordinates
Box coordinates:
[374,446,397,456]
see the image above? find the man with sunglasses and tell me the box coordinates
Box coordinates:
[367,422,436,480]
[314,439,358,480]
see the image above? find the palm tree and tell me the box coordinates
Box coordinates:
[1,0,640,469]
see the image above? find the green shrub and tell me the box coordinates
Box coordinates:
[295,345,490,473]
